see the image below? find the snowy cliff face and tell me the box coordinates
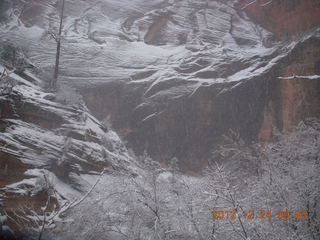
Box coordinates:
[0,64,134,235]
[0,0,279,85]
[0,0,320,171]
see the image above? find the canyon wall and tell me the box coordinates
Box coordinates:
[82,0,320,172]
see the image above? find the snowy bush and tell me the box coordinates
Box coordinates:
[0,42,33,73]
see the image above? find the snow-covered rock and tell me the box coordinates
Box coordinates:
[0,65,133,227]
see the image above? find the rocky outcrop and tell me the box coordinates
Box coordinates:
[0,68,133,236]
[237,0,320,37]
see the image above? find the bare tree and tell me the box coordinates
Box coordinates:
[50,0,65,89]
[0,67,15,95]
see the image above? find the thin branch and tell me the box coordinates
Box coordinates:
[70,169,105,208]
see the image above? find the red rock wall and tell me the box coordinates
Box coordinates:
[237,0,320,37]
[259,38,320,142]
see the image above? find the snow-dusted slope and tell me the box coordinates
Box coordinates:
[0,0,281,88]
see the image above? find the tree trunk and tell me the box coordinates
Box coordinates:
[52,0,65,88]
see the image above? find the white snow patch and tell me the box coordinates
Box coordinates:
[278,75,320,80]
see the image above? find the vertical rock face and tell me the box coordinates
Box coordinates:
[279,39,320,129]
[237,0,320,37]
[236,0,320,141]
[81,1,320,172]
[258,38,320,142]
[89,77,317,172]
